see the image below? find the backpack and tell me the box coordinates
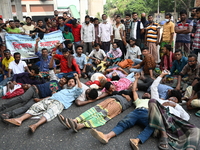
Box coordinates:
[118,59,134,68]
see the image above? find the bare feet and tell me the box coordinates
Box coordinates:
[4,118,21,126]
[29,124,37,133]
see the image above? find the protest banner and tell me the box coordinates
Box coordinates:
[5,30,65,59]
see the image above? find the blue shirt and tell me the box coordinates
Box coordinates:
[168,56,188,77]
[50,87,82,109]
[56,49,63,55]
[35,52,56,72]
[73,53,87,70]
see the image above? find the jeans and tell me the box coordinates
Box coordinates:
[129,59,143,73]
[125,72,135,82]
[112,108,154,143]
[56,71,77,79]
[0,77,12,86]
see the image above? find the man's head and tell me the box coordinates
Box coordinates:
[44,18,51,23]
[191,8,197,18]
[141,47,149,56]
[105,82,115,94]
[188,54,198,68]
[3,49,11,60]
[165,13,172,22]
[54,10,59,17]
[0,18,3,24]
[71,19,77,27]
[167,89,182,103]
[63,12,68,19]
[85,88,98,100]
[94,43,100,51]
[129,37,136,47]
[93,18,99,26]
[102,14,107,21]
[148,15,153,24]
[21,84,31,91]
[85,15,90,24]
[115,15,121,23]
[174,49,183,61]
[66,77,76,88]
[14,52,21,63]
[132,12,138,20]
[64,40,72,49]
[37,20,43,26]
[196,8,200,19]
[58,76,68,86]
[64,26,69,34]
[26,17,32,25]
[141,13,146,18]
[58,17,64,25]
[31,20,35,25]
[162,44,171,54]
[111,73,120,81]
[142,92,151,99]
[125,14,131,21]
[180,10,187,21]
[76,45,83,55]
[14,20,20,28]
[29,66,40,77]
[51,21,57,27]
[41,48,48,57]
[9,20,16,29]
[62,48,70,58]
[112,42,118,49]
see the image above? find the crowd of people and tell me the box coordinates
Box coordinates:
[0,8,200,150]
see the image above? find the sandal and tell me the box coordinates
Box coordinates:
[130,139,139,150]
[57,114,71,129]
[195,110,200,117]
[0,113,10,120]
[67,118,78,133]
[158,137,169,150]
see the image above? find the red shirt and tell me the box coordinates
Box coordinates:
[54,54,81,74]
[65,23,81,42]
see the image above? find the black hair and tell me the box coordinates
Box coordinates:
[141,47,149,51]
[64,26,69,32]
[102,14,107,17]
[121,19,124,24]
[85,15,90,19]
[90,17,94,22]
[164,44,172,51]
[125,13,131,17]
[129,37,136,42]
[41,48,48,52]
[30,65,40,74]
[9,20,14,23]
[93,18,99,22]
[148,15,153,18]
[14,52,21,57]
[132,12,138,15]
[188,54,198,61]
[88,89,98,100]
[112,42,118,47]
[20,22,24,26]
[175,49,182,54]
[94,43,100,47]
[3,49,11,54]
[66,77,76,84]
[63,12,68,15]
[26,17,31,20]
[44,18,49,22]
[170,90,182,103]
[0,18,3,21]
[165,13,172,18]
[76,45,83,50]
[14,20,20,23]
[111,75,120,81]
[64,40,72,47]
[71,19,77,25]
[37,19,43,23]
[180,10,187,15]
[105,82,112,90]
[196,8,200,13]
[62,48,70,53]
[58,17,64,21]
[116,15,121,19]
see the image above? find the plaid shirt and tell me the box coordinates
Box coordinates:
[193,20,200,49]
[124,20,131,41]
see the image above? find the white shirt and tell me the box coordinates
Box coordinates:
[88,49,106,60]
[98,22,113,42]
[128,21,144,39]
[113,23,125,40]
[8,60,27,74]
[125,44,141,61]
[151,76,190,121]
[81,23,95,42]
[0,30,6,42]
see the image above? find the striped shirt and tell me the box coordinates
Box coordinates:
[193,20,200,49]
[146,23,160,43]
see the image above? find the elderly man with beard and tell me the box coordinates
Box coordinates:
[176,54,200,91]
[4,73,82,133]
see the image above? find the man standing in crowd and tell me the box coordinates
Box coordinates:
[22,17,35,35]
[175,10,193,57]
[145,15,160,63]
[2,20,22,34]
[124,14,131,42]
[93,18,100,44]
[128,12,144,48]
[81,15,95,54]
[98,14,113,53]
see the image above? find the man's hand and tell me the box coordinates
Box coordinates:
[160,70,170,78]
[162,77,167,83]
[74,73,79,80]
[162,102,176,107]
[12,81,17,85]
[34,98,42,102]
[134,73,140,79]
[186,99,194,110]
[117,67,123,71]
[78,74,81,78]
[122,94,131,101]
[54,41,61,47]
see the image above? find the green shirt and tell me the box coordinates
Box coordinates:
[6,27,21,33]
[63,32,74,42]
[134,98,149,109]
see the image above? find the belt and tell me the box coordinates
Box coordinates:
[136,107,148,110]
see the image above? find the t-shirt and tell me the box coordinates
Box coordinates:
[146,23,160,43]
[5,27,21,33]
[88,49,106,60]
[125,44,141,61]
[65,23,82,42]
[2,56,14,71]
[113,23,125,40]
[134,98,149,109]
[37,80,61,98]
[8,60,27,74]
[22,25,35,34]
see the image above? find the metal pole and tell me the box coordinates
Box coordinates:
[174,0,176,22]
[157,0,159,14]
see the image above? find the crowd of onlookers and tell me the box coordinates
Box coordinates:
[0,8,200,150]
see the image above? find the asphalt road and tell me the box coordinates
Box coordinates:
[0,78,200,150]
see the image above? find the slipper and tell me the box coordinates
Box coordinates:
[158,137,169,150]
[195,110,200,117]
[57,114,71,129]
[90,128,108,144]
[67,118,78,133]
[0,113,10,120]
[130,139,139,150]
[4,118,21,126]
